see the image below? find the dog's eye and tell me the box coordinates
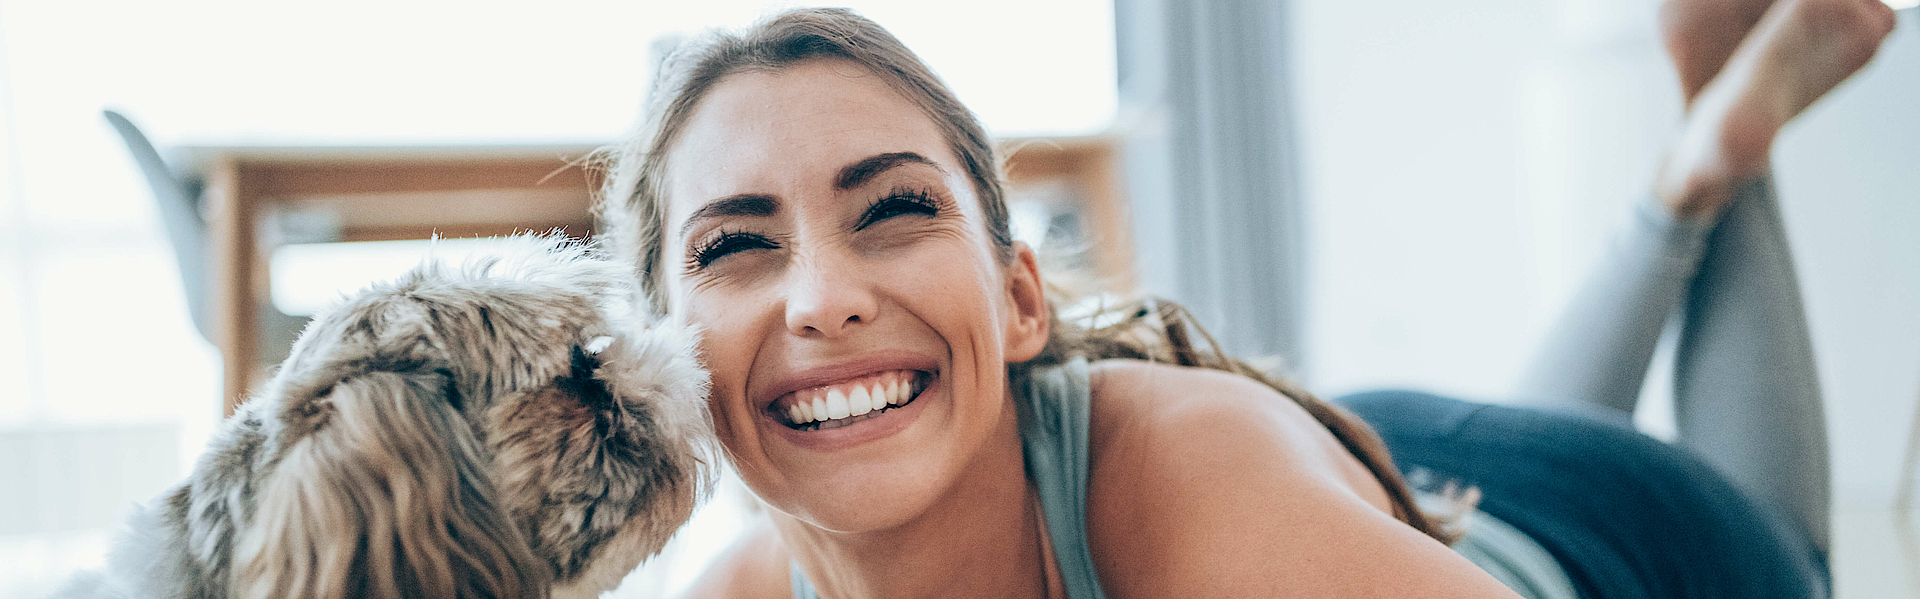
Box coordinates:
[563,345,618,411]
[568,345,606,383]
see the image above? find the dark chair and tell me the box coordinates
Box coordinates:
[102,109,309,367]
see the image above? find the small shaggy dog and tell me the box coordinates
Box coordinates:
[61,237,712,599]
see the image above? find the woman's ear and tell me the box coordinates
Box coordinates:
[1003,241,1051,362]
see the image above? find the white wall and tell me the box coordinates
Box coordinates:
[1289,0,1920,510]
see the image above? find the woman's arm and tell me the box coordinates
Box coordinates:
[1085,361,1522,599]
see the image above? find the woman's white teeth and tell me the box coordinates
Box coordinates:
[787,375,921,427]
[849,386,873,415]
[825,389,850,419]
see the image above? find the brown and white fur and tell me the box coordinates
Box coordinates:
[61,236,712,599]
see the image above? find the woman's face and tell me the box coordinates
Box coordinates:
[659,58,1048,532]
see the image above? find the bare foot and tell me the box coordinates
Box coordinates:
[1655,0,1896,217]
[1661,0,1779,106]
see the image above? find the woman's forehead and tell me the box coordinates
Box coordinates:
[661,59,962,214]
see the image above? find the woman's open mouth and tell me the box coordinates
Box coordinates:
[769,370,933,431]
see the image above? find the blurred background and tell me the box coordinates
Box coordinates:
[1,0,1917,596]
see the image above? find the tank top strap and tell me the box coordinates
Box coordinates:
[791,562,817,599]
[789,357,1107,599]
[1014,356,1108,599]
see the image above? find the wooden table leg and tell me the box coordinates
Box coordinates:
[208,158,258,416]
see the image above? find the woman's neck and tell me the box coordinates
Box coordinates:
[773,405,1059,599]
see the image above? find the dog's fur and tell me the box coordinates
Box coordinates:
[63,236,712,599]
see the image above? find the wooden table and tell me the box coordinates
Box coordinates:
[190,138,1126,415]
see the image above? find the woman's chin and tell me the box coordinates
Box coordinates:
[750,445,969,534]
[750,377,969,532]
[773,484,937,534]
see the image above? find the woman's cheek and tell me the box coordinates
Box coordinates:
[682,295,754,440]
[898,241,1000,309]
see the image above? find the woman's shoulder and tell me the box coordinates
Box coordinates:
[1080,359,1484,597]
[1081,359,1387,500]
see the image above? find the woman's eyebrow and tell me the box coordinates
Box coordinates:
[680,193,779,238]
[834,152,943,190]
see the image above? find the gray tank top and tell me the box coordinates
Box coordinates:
[790,357,1574,599]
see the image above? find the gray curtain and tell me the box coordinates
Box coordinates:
[1115,0,1307,367]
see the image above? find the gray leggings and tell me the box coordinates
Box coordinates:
[1516,176,1830,552]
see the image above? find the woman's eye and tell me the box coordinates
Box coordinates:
[692,232,776,268]
[857,190,939,229]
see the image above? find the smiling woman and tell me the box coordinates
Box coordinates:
[648,53,1067,550]
[592,3,1892,598]
[592,8,1494,599]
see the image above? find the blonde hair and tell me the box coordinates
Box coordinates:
[595,6,1459,544]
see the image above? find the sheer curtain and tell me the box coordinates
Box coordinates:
[1113,0,1310,366]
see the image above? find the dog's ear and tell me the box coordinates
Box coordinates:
[233,370,551,599]
[486,346,699,597]
[485,323,713,596]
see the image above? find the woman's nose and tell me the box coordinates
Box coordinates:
[782,252,878,339]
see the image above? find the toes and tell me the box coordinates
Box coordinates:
[1866,0,1899,37]
[1791,0,1897,67]
[1659,0,1781,103]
